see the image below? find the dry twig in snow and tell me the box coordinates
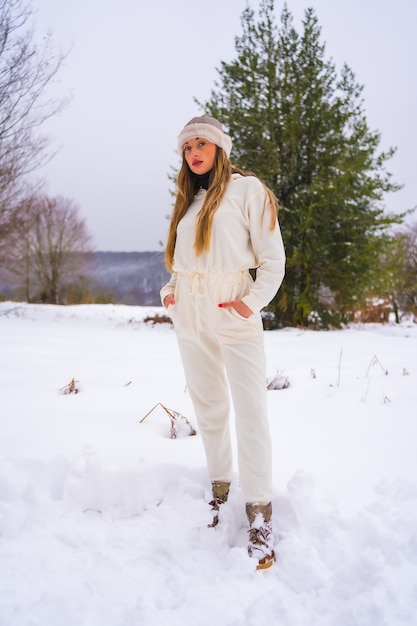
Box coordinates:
[140,402,197,438]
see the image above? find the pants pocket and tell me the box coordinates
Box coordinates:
[170,280,197,340]
[216,306,262,340]
[215,274,262,340]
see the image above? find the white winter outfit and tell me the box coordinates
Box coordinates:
[161,173,285,503]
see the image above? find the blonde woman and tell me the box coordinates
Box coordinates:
[161,115,285,569]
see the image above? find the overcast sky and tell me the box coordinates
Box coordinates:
[31,0,417,252]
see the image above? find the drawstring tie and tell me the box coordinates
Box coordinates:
[189,272,208,298]
[177,269,248,340]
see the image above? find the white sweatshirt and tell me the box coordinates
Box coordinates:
[160,173,286,313]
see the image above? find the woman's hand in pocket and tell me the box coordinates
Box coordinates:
[218,299,253,318]
[163,294,175,308]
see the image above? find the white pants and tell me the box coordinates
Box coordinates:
[170,270,273,504]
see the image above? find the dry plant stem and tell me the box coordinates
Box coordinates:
[140,402,196,438]
[337,348,343,387]
[266,370,290,390]
[361,378,371,402]
[365,355,388,377]
[60,378,79,394]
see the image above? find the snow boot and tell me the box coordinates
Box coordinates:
[208,481,230,528]
[246,502,276,570]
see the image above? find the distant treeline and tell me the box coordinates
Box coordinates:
[0,251,170,306]
[88,251,170,305]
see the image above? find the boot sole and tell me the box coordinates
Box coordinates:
[256,551,276,570]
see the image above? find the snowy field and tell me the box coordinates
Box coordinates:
[1,302,417,626]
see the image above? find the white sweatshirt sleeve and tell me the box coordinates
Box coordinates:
[160,271,177,306]
[240,182,286,314]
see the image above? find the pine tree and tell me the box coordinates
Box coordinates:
[200,0,404,327]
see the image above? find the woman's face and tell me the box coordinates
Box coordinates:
[182,137,217,175]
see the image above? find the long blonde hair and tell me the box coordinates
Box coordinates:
[165,148,278,272]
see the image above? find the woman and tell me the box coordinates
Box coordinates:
[161,115,285,569]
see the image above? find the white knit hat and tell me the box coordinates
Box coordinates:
[177,115,232,157]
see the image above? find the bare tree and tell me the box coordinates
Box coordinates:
[0,0,68,262]
[10,194,93,303]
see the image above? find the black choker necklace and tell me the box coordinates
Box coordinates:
[196,171,211,190]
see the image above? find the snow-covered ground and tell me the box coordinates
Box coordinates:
[1,302,416,626]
